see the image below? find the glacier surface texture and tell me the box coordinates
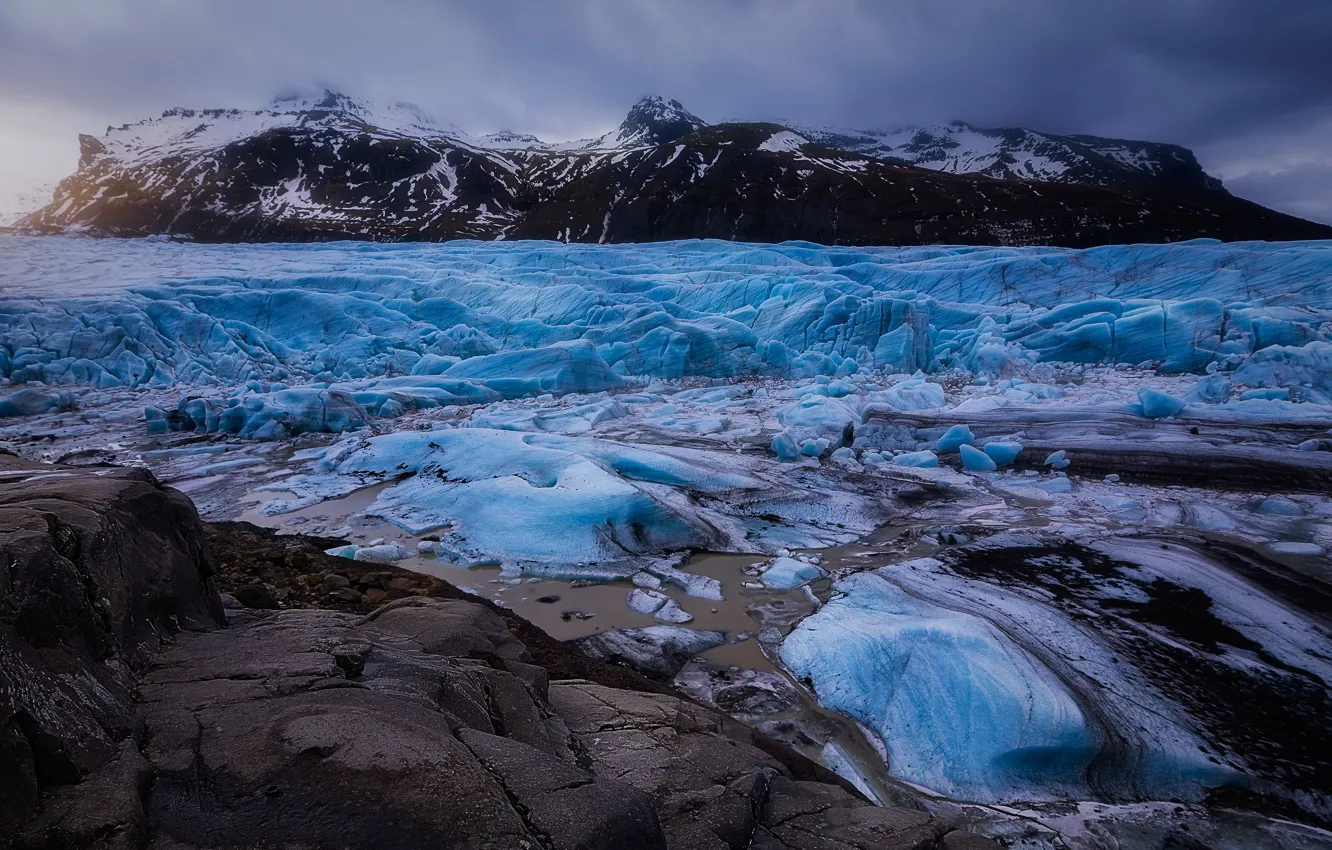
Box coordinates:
[2,236,1331,404]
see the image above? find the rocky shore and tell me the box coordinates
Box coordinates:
[0,455,994,849]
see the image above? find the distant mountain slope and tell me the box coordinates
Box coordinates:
[18,92,1332,246]
[794,121,1227,194]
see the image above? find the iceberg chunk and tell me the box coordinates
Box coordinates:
[982,441,1023,466]
[935,424,975,451]
[760,556,828,589]
[1256,498,1303,516]
[1137,387,1187,419]
[353,543,412,564]
[284,428,761,568]
[627,588,693,623]
[781,569,1094,802]
[644,562,725,601]
[1035,476,1074,493]
[628,588,669,615]
[771,430,801,461]
[1044,450,1071,470]
[893,450,939,468]
[959,444,998,472]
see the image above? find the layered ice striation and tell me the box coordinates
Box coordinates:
[781,568,1097,802]
[2,236,1331,440]
[781,535,1332,809]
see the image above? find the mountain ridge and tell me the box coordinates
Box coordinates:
[17,92,1332,246]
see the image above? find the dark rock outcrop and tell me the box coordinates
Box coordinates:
[2,463,996,849]
[0,454,223,840]
[133,597,951,849]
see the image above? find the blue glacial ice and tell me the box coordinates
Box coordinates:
[1044,450,1071,470]
[0,387,75,418]
[470,398,628,434]
[1136,387,1187,419]
[274,428,749,568]
[2,236,1331,442]
[981,441,1023,465]
[958,444,997,472]
[770,431,802,461]
[145,387,370,438]
[262,424,895,572]
[893,450,939,468]
[5,234,1332,832]
[781,568,1097,802]
[759,556,828,589]
[935,423,976,451]
[778,534,1327,807]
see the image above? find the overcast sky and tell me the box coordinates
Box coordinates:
[2,0,1330,223]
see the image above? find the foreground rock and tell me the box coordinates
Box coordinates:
[138,598,947,849]
[0,454,223,839]
[2,460,991,849]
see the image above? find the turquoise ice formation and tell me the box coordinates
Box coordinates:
[1,236,1330,440]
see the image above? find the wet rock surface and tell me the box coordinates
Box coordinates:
[2,461,994,849]
[0,453,223,840]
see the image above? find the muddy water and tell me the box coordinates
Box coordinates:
[242,489,822,643]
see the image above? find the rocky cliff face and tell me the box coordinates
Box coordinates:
[0,459,993,850]
[18,93,1331,246]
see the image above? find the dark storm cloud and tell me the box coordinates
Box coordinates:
[2,0,1330,222]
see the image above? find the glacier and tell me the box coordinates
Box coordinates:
[3,233,1332,845]
[2,236,1331,416]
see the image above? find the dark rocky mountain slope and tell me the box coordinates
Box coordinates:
[18,92,1331,246]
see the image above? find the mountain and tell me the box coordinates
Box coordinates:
[607,95,707,147]
[794,121,1228,194]
[17,92,1331,246]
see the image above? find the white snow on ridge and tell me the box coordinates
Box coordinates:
[90,92,479,169]
[759,131,809,153]
[789,120,1196,186]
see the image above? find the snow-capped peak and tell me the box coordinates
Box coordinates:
[267,89,370,116]
[86,89,473,167]
[612,96,707,147]
[759,130,809,153]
